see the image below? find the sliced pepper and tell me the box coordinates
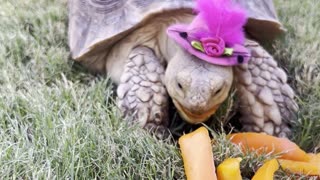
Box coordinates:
[308,153,320,165]
[252,159,279,180]
[279,159,320,176]
[217,157,242,180]
[227,133,310,162]
[179,127,217,180]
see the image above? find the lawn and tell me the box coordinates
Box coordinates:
[0,0,319,179]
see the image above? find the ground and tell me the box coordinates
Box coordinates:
[0,0,319,179]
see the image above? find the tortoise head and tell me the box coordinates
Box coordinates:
[165,48,233,124]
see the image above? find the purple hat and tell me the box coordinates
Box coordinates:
[167,0,250,66]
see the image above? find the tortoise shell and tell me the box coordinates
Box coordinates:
[68,0,284,66]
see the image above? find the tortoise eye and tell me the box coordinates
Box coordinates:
[214,87,222,96]
[179,32,188,39]
[177,82,183,90]
[237,55,244,63]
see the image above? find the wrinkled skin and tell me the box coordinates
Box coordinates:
[68,0,298,138]
[109,13,232,127]
[165,48,233,123]
[109,12,297,138]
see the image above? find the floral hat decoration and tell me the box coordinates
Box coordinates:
[167,0,250,66]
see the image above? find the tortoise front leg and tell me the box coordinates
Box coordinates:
[117,46,169,138]
[234,40,298,137]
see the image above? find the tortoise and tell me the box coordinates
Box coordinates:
[68,0,298,138]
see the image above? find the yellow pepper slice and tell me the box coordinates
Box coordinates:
[179,127,217,180]
[252,159,279,180]
[217,157,242,180]
[308,153,320,165]
[278,159,320,176]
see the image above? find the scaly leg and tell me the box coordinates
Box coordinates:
[234,40,298,137]
[117,46,169,138]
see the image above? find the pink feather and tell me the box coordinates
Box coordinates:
[194,0,247,46]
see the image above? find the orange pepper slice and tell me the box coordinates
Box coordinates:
[217,157,242,180]
[179,127,217,180]
[227,133,310,162]
[252,159,279,180]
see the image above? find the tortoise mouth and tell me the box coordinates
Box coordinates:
[173,99,220,124]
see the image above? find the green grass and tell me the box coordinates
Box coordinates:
[273,0,320,152]
[0,0,320,179]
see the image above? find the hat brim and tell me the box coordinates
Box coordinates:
[167,24,251,66]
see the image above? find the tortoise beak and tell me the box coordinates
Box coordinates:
[173,99,220,124]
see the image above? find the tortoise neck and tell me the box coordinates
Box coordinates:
[154,10,194,63]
